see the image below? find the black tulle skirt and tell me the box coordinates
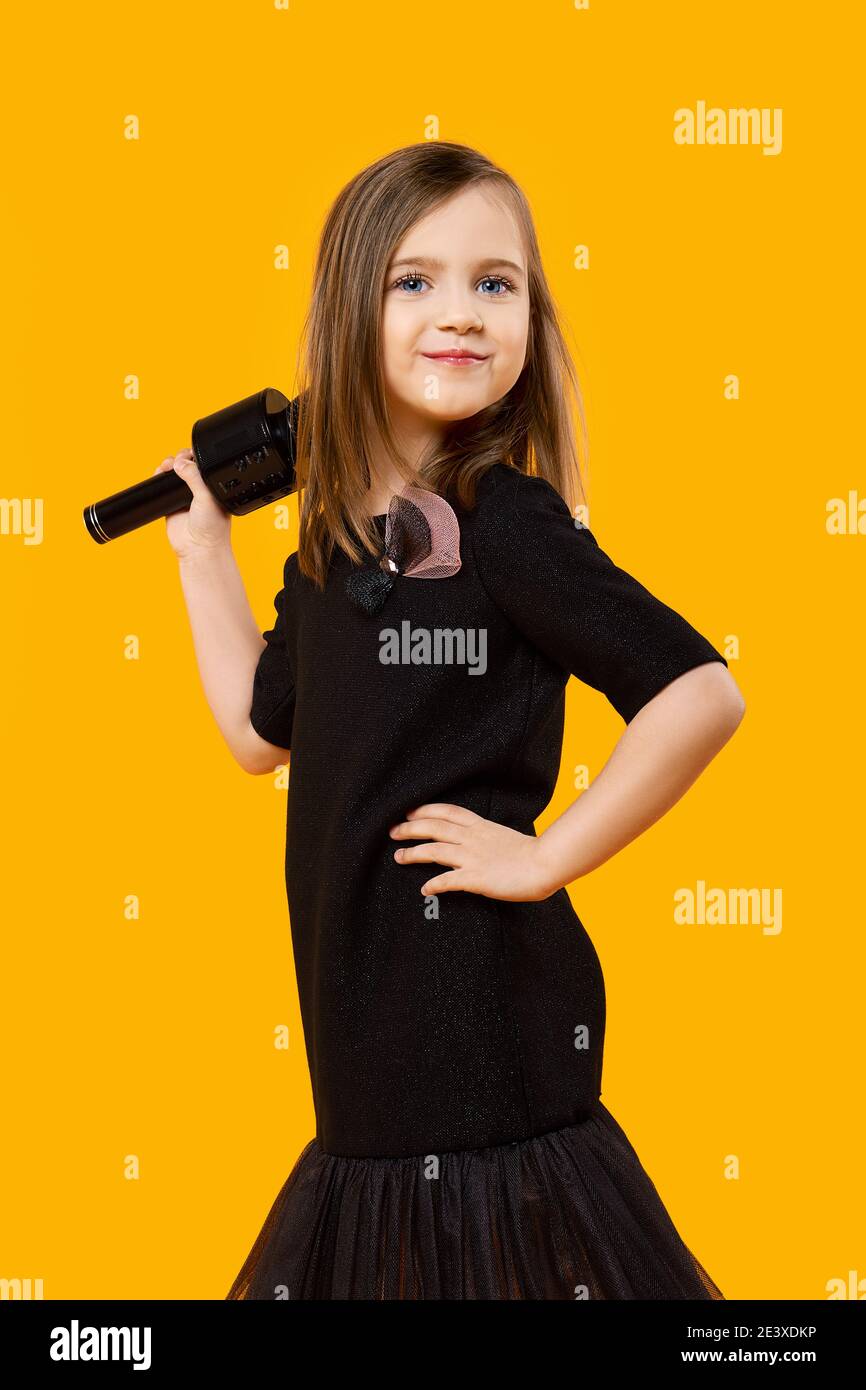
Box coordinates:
[225,1099,724,1300]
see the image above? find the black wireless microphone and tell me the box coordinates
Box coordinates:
[83,388,299,543]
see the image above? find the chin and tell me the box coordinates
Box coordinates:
[423,385,495,412]
[422,400,487,425]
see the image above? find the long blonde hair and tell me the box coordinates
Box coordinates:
[290,140,589,588]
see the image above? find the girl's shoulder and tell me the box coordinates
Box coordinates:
[277,548,300,588]
[468,463,729,727]
[469,463,587,564]
[471,462,576,521]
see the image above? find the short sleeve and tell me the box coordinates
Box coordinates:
[249,553,297,750]
[473,471,728,725]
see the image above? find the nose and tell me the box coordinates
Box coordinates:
[434,297,483,334]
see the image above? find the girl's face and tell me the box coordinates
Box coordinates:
[381,186,530,433]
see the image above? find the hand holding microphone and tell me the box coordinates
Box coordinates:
[83,388,299,545]
[152,449,233,562]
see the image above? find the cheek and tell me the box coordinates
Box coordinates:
[380,317,422,403]
[382,298,421,338]
[495,309,529,359]
[490,317,529,381]
[381,308,423,373]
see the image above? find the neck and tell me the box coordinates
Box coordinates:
[362,402,444,513]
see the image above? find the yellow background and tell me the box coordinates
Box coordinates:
[3,0,863,1300]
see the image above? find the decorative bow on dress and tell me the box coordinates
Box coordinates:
[345,484,462,616]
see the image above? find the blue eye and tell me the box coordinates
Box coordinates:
[393,274,427,295]
[391,270,516,296]
[478,276,514,295]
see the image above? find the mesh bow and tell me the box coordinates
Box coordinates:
[345,485,462,616]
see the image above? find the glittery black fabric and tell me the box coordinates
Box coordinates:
[229,463,728,1300]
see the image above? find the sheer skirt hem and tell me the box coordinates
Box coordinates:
[225,1099,724,1300]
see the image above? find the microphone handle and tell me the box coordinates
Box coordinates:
[84,471,194,544]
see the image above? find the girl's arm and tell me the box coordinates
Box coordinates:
[153,449,293,776]
[389,470,744,902]
[393,659,743,902]
[177,547,292,775]
[536,659,744,892]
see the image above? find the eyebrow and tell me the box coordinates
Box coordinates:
[387,254,525,277]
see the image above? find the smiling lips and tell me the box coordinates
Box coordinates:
[422,349,488,366]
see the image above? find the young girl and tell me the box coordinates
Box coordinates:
[159,142,744,1300]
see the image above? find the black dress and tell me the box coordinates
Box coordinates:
[226,463,727,1300]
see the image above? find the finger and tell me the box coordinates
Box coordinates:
[153,448,193,476]
[172,450,209,499]
[390,817,466,843]
[394,842,464,869]
[405,803,479,826]
[419,870,469,896]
